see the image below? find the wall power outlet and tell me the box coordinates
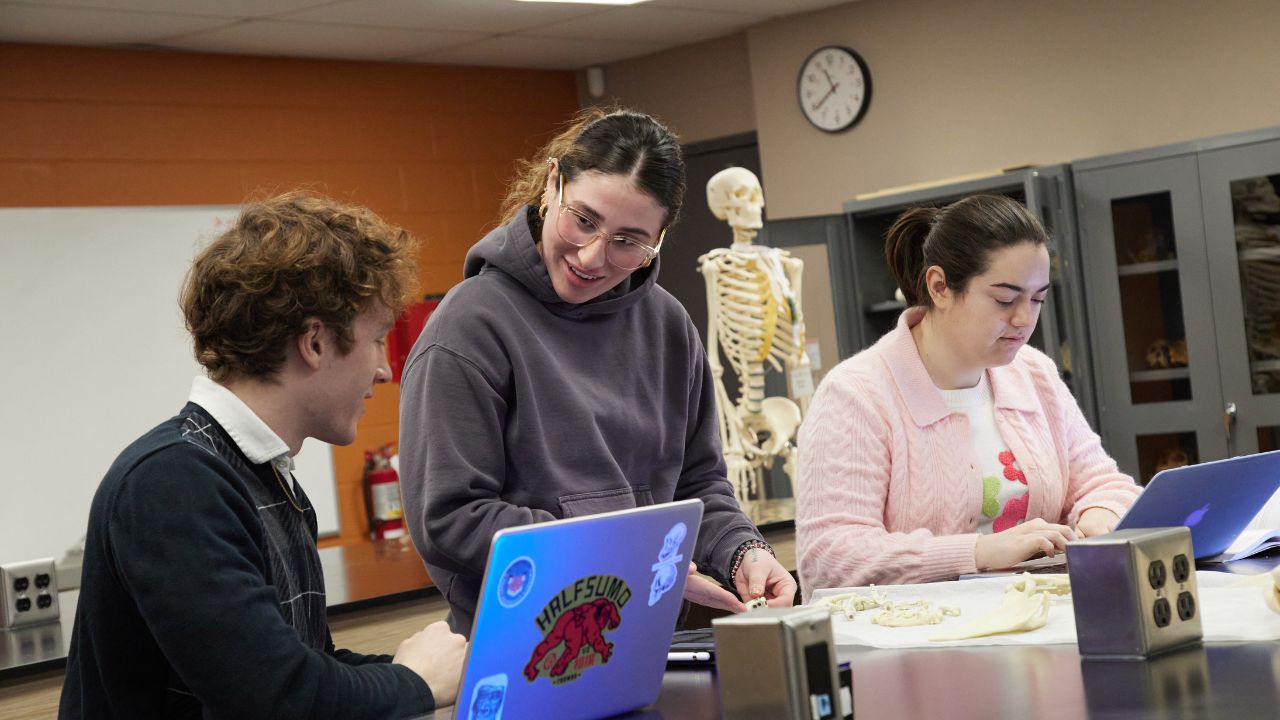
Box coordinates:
[1066,526,1202,658]
[0,557,61,630]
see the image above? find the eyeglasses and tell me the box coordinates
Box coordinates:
[555,173,665,271]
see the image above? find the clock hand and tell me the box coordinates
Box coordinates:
[811,84,838,111]
[822,68,836,90]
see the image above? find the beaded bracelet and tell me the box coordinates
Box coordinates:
[729,539,776,583]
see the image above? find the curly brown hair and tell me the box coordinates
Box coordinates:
[180,191,420,382]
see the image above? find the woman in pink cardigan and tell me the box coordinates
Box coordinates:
[796,195,1139,600]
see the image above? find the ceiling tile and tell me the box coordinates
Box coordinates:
[0,4,232,45]
[648,0,857,16]
[0,0,865,69]
[280,0,604,33]
[162,20,487,62]
[9,0,331,19]
[533,6,765,44]
[407,34,666,70]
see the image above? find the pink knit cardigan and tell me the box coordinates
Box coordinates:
[796,308,1139,601]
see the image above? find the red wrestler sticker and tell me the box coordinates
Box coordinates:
[523,575,631,686]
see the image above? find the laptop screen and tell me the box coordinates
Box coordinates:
[1115,449,1280,558]
[454,499,704,720]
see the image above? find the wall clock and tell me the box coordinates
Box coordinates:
[797,45,871,133]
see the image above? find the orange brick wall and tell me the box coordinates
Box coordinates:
[0,43,580,548]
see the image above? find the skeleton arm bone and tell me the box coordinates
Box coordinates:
[700,257,761,500]
[780,254,811,414]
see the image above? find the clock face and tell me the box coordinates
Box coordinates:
[797,45,871,133]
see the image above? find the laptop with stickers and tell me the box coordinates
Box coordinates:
[1114,449,1280,559]
[453,499,704,720]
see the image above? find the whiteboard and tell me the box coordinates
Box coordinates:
[0,206,340,567]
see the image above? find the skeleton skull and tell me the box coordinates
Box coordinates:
[1146,339,1172,369]
[707,167,764,231]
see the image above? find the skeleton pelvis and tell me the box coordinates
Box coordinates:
[735,396,802,456]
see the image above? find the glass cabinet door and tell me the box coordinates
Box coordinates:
[1076,156,1226,483]
[1199,138,1280,457]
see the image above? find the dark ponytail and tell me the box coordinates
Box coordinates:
[884,207,939,307]
[883,194,1050,308]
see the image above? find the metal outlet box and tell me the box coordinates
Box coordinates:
[0,558,60,629]
[1066,527,1202,658]
[713,605,842,719]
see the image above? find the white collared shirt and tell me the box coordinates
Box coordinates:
[188,376,296,491]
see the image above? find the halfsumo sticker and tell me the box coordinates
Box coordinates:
[523,575,631,685]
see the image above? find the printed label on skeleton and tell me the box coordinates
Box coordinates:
[790,365,815,398]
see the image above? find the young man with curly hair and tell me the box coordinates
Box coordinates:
[60,192,467,720]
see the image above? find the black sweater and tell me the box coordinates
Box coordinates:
[59,403,433,719]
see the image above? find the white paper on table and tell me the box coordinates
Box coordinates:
[809,571,1280,649]
[1224,527,1280,561]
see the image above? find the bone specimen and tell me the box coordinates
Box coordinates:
[927,573,1058,642]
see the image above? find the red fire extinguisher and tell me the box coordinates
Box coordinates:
[364,443,406,541]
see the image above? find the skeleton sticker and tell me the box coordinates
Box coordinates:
[649,522,687,606]
[524,575,631,685]
[467,673,507,720]
[498,556,535,608]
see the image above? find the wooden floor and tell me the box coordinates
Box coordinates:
[0,671,62,720]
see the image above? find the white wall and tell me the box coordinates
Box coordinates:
[597,0,1280,219]
[749,0,1280,218]
[587,31,756,144]
[0,206,338,566]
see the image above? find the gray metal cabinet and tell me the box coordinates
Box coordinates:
[835,166,1097,427]
[1074,128,1280,483]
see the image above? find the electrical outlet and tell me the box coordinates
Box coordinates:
[0,558,60,630]
[1066,527,1202,658]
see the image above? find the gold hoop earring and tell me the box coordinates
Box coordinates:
[537,200,549,219]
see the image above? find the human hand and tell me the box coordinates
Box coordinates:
[683,562,745,613]
[393,621,467,708]
[974,518,1077,571]
[1076,507,1121,538]
[734,549,797,609]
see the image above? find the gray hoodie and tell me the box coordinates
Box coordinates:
[399,208,762,635]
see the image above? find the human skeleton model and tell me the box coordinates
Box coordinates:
[698,167,812,500]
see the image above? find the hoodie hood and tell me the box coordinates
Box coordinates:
[463,207,660,320]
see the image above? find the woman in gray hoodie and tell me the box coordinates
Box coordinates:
[399,108,795,636]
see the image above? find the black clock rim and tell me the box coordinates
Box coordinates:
[796,44,872,134]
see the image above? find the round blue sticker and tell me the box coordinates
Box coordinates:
[498,556,536,608]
